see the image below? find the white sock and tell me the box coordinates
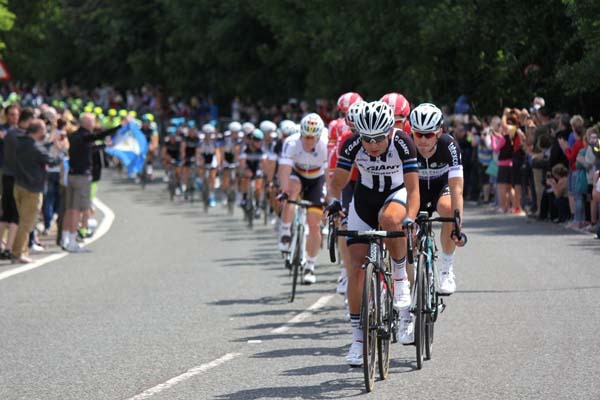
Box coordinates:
[392,257,407,281]
[350,313,362,342]
[280,223,291,235]
[61,231,70,245]
[69,232,77,246]
[441,251,454,272]
[305,256,317,270]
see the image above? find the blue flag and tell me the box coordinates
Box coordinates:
[106,122,148,177]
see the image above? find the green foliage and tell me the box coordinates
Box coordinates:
[1,0,598,117]
[0,0,15,52]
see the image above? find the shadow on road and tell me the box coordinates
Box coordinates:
[215,377,363,399]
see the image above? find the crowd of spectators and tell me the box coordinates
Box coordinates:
[0,83,597,263]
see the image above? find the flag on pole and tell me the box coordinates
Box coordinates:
[105,122,148,177]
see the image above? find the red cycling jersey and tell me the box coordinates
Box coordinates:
[329,121,358,181]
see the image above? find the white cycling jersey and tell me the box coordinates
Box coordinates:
[279,132,328,179]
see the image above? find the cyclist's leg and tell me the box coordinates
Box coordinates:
[338,180,355,294]
[278,177,301,250]
[379,189,413,342]
[436,188,456,293]
[302,175,325,278]
[181,164,190,191]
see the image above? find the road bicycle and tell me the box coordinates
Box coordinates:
[409,209,467,370]
[224,164,238,215]
[282,199,323,303]
[330,225,408,392]
[166,160,179,201]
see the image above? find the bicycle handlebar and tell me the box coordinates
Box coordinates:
[336,230,406,239]
[285,199,325,208]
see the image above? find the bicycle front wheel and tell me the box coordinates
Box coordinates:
[362,262,377,392]
[414,252,426,370]
[425,255,435,360]
[377,272,392,380]
[290,224,303,303]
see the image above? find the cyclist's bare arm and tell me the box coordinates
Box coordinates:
[327,167,351,202]
[448,176,464,223]
[404,171,420,221]
[278,164,292,192]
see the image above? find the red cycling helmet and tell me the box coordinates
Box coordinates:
[336,92,363,114]
[380,93,410,118]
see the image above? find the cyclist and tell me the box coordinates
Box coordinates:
[328,92,364,163]
[278,113,328,285]
[328,101,365,296]
[197,124,220,207]
[260,120,280,218]
[218,126,242,205]
[161,126,183,193]
[410,103,464,295]
[380,92,411,133]
[140,113,159,179]
[239,128,267,217]
[181,121,201,199]
[326,101,419,366]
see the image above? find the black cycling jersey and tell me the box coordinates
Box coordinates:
[141,126,156,144]
[416,133,463,213]
[184,136,200,159]
[240,145,265,174]
[164,137,182,160]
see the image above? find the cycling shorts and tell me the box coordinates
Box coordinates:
[347,183,406,245]
[290,170,325,208]
[419,183,450,215]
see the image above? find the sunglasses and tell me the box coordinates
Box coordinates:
[413,131,436,139]
[360,134,387,143]
[301,135,317,140]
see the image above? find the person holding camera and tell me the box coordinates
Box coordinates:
[12,119,61,263]
[42,118,69,235]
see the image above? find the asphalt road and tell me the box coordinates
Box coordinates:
[1,171,599,400]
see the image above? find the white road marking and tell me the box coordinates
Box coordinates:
[0,198,115,282]
[124,352,242,400]
[271,294,335,334]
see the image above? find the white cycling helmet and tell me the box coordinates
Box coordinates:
[259,120,277,133]
[202,123,216,134]
[228,121,242,132]
[345,101,366,128]
[242,122,255,134]
[300,113,324,137]
[279,119,296,137]
[354,101,394,137]
[409,103,444,132]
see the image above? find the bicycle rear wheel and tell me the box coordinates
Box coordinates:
[377,271,392,381]
[414,252,426,370]
[362,262,377,392]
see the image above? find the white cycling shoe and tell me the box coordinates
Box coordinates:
[398,315,414,344]
[345,341,363,366]
[393,280,411,311]
[302,267,316,284]
[438,270,456,294]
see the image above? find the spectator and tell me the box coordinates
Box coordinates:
[0,104,21,193]
[12,120,59,263]
[61,113,120,252]
[42,118,69,235]
[0,108,34,260]
[582,128,599,231]
[559,115,585,228]
[547,164,570,223]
